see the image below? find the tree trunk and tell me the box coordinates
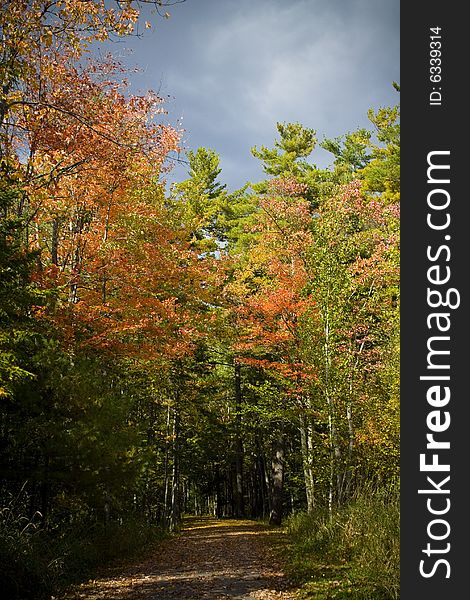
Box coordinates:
[51,218,59,265]
[163,403,171,526]
[299,413,315,512]
[169,407,180,530]
[234,363,245,517]
[215,466,224,518]
[254,441,268,518]
[269,432,284,526]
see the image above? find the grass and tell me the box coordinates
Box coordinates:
[0,510,168,599]
[1,486,399,599]
[280,483,400,599]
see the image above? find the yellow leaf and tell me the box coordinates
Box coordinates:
[42,29,53,47]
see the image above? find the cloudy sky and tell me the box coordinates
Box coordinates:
[99,0,400,190]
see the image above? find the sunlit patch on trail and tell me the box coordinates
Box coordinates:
[60,517,299,599]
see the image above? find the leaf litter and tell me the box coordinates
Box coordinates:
[59,517,299,599]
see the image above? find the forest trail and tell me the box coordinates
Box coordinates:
[60,517,299,600]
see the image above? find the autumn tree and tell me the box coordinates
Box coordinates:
[0,0,203,532]
[218,108,400,516]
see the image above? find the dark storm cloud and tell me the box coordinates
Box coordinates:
[101,0,399,189]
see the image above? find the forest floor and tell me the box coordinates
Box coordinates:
[59,517,300,600]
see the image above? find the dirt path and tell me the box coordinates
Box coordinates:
[61,517,299,600]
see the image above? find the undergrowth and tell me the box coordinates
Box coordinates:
[282,482,400,599]
[0,505,167,600]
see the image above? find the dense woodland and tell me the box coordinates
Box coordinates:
[1,2,400,598]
